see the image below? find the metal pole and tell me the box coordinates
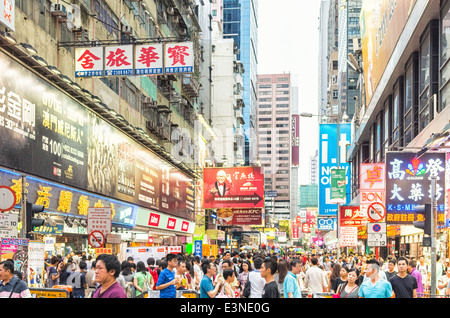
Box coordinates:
[336,109,341,260]
[430,176,437,298]
[20,175,27,238]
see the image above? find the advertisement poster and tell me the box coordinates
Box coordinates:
[203,167,264,209]
[28,241,45,287]
[1,237,28,281]
[339,205,367,227]
[216,208,262,226]
[330,168,347,202]
[339,227,358,247]
[385,152,446,225]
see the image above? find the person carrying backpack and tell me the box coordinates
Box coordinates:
[147,257,159,290]
[67,261,88,298]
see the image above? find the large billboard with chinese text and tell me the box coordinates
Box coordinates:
[0,52,194,218]
[385,152,446,225]
[202,167,264,209]
[318,124,351,216]
[216,208,263,226]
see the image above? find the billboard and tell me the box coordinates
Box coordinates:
[216,208,263,226]
[0,52,194,217]
[360,0,417,106]
[318,124,351,216]
[360,163,386,221]
[385,152,446,225]
[291,114,300,167]
[203,167,264,209]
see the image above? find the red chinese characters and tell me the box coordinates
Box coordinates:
[106,48,131,67]
[167,45,190,66]
[77,49,101,69]
[137,46,159,67]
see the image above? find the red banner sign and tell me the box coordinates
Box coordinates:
[339,206,368,227]
[203,167,264,208]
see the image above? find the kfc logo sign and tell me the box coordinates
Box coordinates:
[148,213,160,227]
[181,221,189,232]
[167,218,177,230]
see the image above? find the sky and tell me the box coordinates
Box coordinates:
[257,0,321,185]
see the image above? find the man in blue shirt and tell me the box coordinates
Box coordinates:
[200,260,224,298]
[156,254,179,298]
[284,259,302,298]
[359,259,393,298]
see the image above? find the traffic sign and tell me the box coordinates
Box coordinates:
[367,222,387,247]
[0,186,16,212]
[88,230,105,248]
[367,202,386,222]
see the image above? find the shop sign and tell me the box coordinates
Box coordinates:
[291,115,299,167]
[317,217,337,231]
[330,168,347,203]
[216,208,262,226]
[385,152,446,225]
[136,208,195,234]
[339,206,367,227]
[75,47,104,77]
[318,124,351,216]
[28,241,45,287]
[33,224,63,236]
[203,167,265,209]
[135,43,163,75]
[0,0,14,31]
[94,247,112,254]
[360,163,386,222]
[339,227,357,247]
[164,42,194,74]
[0,238,28,281]
[104,45,133,76]
[291,227,299,239]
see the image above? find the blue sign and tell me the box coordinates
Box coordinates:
[318,124,351,216]
[194,240,202,258]
[317,217,337,231]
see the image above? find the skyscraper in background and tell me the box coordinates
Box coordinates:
[223,0,259,165]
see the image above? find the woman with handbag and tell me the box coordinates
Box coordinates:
[335,268,360,298]
[134,261,154,298]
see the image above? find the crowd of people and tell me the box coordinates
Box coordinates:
[1,248,449,299]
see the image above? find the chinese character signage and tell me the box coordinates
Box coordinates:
[105,45,133,76]
[339,227,357,247]
[203,167,265,209]
[291,115,299,167]
[318,124,351,216]
[87,207,112,237]
[339,205,367,227]
[385,152,446,225]
[135,43,163,75]
[360,163,386,222]
[216,208,262,226]
[0,0,14,31]
[75,47,104,77]
[164,42,194,74]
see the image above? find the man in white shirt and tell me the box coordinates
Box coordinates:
[304,257,327,294]
[248,257,266,298]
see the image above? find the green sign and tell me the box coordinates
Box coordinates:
[330,169,346,202]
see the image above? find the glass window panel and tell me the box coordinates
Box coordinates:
[420,34,430,93]
[441,2,450,66]
[441,81,450,110]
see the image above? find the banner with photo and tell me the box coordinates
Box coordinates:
[216,208,263,226]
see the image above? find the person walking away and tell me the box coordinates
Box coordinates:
[0,260,31,298]
[284,259,302,298]
[67,260,88,298]
[336,268,360,298]
[199,260,224,298]
[274,260,288,297]
[305,257,328,296]
[358,259,393,298]
[134,261,154,298]
[247,257,266,298]
[92,254,127,298]
[260,258,279,298]
[389,257,417,298]
[327,263,341,292]
[156,253,179,298]
[146,257,159,290]
[385,259,398,281]
[408,259,424,296]
[47,256,61,288]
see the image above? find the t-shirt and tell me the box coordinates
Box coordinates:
[262,280,279,298]
[0,276,32,298]
[47,266,58,288]
[389,274,418,298]
[156,268,176,298]
[385,271,398,281]
[92,281,127,298]
[283,272,301,298]
[199,275,214,298]
[358,278,393,298]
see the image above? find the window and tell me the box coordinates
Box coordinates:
[440,2,450,112]
[259,104,272,108]
[259,111,272,115]
[276,117,289,121]
[259,91,271,95]
[259,84,272,89]
[276,97,289,101]
[276,84,289,88]
[259,118,271,121]
[259,124,271,128]
[259,98,272,102]
[404,53,418,146]
[383,97,391,155]
[392,80,402,147]
[276,104,289,108]
[276,124,289,128]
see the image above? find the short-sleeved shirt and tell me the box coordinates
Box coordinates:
[92,281,127,298]
[200,275,214,298]
[0,276,32,298]
[47,266,59,287]
[156,268,176,298]
[283,272,301,298]
[262,280,279,298]
[389,274,418,298]
[358,278,393,298]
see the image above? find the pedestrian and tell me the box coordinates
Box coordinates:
[331,265,348,293]
[335,268,360,298]
[67,260,88,298]
[437,266,450,296]
[0,260,32,298]
[358,259,393,298]
[47,256,61,288]
[174,259,189,290]
[92,254,127,298]
[218,250,232,275]
[305,257,328,295]
[134,261,154,298]
[155,253,179,298]
[118,261,134,297]
[247,257,266,298]
[199,260,224,298]
[238,260,251,297]
[146,257,159,290]
[328,263,341,292]
[417,255,429,286]
[385,259,398,281]
[274,259,288,297]
[219,268,236,298]
[193,256,203,291]
[59,257,74,285]
[408,259,424,296]
[389,257,417,298]
[260,258,279,298]
[85,260,97,296]
[283,259,302,298]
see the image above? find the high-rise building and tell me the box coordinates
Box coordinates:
[257,74,293,219]
[223,0,258,165]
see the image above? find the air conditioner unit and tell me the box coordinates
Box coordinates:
[158,11,167,24]
[121,25,133,35]
[166,7,175,15]
[51,4,67,17]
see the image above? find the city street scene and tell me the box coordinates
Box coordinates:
[0,0,450,306]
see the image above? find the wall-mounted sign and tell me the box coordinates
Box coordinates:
[164,42,194,74]
[216,208,262,226]
[135,43,163,75]
[360,163,386,222]
[75,47,104,77]
[104,45,133,76]
[0,0,15,31]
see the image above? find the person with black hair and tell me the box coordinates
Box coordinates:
[261,258,279,298]
[92,254,126,298]
[358,258,393,298]
[336,268,360,298]
[385,258,398,281]
[199,260,224,298]
[67,260,87,298]
[156,253,179,298]
[389,257,417,298]
[0,260,31,298]
[247,257,266,298]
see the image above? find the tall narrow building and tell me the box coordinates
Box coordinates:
[223,0,259,165]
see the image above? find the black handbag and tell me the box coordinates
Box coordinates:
[243,279,251,298]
